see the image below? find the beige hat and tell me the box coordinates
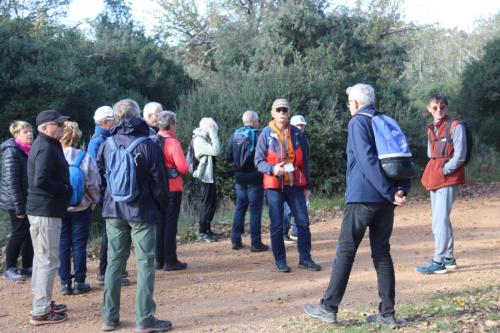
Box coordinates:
[271,98,290,111]
[291,115,306,126]
[94,106,114,122]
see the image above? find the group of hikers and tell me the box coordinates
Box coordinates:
[0,83,467,332]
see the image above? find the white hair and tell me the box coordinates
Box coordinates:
[113,99,141,123]
[346,83,375,106]
[242,110,258,126]
[199,117,218,131]
[143,102,162,119]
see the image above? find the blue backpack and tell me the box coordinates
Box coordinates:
[360,112,416,180]
[104,136,149,203]
[231,127,258,170]
[69,150,86,206]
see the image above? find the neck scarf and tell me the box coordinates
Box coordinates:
[15,139,31,156]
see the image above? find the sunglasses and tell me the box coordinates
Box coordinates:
[46,122,64,127]
[275,108,289,113]
[431,105,446,112]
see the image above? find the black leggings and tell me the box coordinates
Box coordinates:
[5,210,33,269]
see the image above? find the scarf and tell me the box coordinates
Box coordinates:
[15,139,31,156]
[269,120,295,185]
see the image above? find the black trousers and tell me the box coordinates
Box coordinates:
[156,191,182,266]
[5,210,33,269]
[198,182,217,234]
[321,203,396,316]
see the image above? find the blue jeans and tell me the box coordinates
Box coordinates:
[265,187,312,264]
[58,207,91,285]
[231,183,264,246]
[282,202,297,236]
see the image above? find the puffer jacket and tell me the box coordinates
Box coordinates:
[192,127,221,184]
[0,138,29,215]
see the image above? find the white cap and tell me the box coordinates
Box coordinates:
[94,106,114,122]
[291,115,306,126]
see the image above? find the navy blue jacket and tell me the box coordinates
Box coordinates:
[0,138,29,214]
[96,117,168,224]
[225,126,263,185]
[346,105,410,204]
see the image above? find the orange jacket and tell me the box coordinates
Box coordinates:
[158,130,188,192]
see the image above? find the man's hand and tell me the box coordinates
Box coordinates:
[393,190,406,206]
[16,214,26,219]
[273,161,285,176]
[304,189,312,201]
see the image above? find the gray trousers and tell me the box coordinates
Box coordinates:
[28,215,62,316]
[430,185,458,262]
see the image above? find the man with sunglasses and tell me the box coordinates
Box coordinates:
[418,94,467,274]
[254,98,320,273]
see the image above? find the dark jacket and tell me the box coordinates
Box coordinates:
[226,126,263,185]
[87,125,112,161]
[27,133,72,218]
[97,117,168,224]
[345,105,410,204]
[0,138,29,214]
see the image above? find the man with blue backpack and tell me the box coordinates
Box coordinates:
[96,99,171,332]
[226,110,269,252]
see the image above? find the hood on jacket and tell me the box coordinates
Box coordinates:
[94,125,112,137]
[192,127,208,137]
[112,117,150,137]
[1,138,17,151]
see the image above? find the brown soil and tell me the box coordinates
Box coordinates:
[1,183,499,333]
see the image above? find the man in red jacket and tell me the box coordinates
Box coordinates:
[417,94,466,274]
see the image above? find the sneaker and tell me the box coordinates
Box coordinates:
[304,304,337,323]
[50,301,66,313]
[416,260,447,274]
[121,270,129,278]
[232,241,243,250]
[135,318,172,333]
[20,267,32,278]
[366,313,398,328]
[163,261,187,271]
[275,261,291,273]
[250,243,269,252]
[73,282,92,294]
[102,319,120,331]
[60,284,73,295]
[283,234,296,244]
[3,267,25,282]
[197,233,217,243]
[30,310,68,326]
[443,257,457,270]
[96,273,105,286]
[298,259,321,271]
[121,278,130,286]
[155,261,164,270]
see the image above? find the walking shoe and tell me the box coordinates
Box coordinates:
[416,260,447,274]
[283,234,296,244]
[289,232,298,241]
[163,261,187,271]
[30,310,68,326]
[304,304,337,323]
[366,313,398,328]
[3,267,25,282]
[102,319,120,331]
[121,270,129,278]
[298,259,321,271]
[232,241,243,250]
[50,301,67,313]
[135,318,172,333]
[96,273,105,286]
[275,261,291,273]
[20,267,32,278]
[443,257,458,270]
[121,278,130,286]
[155,261,164,270]
[60,284,73,295]
[197,233,217,243]
[73,282,92,294]
[250,243,269,252]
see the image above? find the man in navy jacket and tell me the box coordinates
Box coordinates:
[304,83,410,327]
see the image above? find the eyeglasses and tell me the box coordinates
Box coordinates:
[275,108,289,113]
[431,105,447,112]
[345,100,354,108]
[46,122,64,127]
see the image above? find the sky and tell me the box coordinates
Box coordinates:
[67,0,500,32]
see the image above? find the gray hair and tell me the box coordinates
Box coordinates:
[158,110,177,130]
[346,83,375,106]
[242,110,258,126]
[113,99,141,123]
[199,117,218,131]
[143,102,162,119]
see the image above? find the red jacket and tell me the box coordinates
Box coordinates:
[158,130,188,192]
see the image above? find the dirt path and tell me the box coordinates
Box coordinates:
[1,184,499,333]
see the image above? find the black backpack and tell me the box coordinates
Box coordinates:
[445,118,473,166]
[231,127,259,171]
[186,137,200,175]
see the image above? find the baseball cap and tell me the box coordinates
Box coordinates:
[94,106,114,122]
[291,115,307,126]
[36,110,69,126]
[271,98,290,111]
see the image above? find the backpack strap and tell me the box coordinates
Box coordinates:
[73,150,86,167]
[445,118,462,144]
[106,136,118,151]
[126,136,149,153]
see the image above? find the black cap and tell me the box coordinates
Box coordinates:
[36,110,70,126]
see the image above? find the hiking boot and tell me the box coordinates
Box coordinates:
[121,278,130,286]
[250,243,269,252]
[275,261,291,273]
[60,284,73,295]
[135,318,172,333]
[298,259,321,271]
[96,273,105,286]
[232,241,243,250]
[304,304,337,323]
[163,261,187,271]
[20,267,32,278]
[283,234,296,244]
[3,267,25,282]
[366,313,398,328]
[74,282,92,294]
[155,261,164,270]
[50,301,66,313]
[30,310,68,326]
[197,233,217,243]
[102,319,120,331]
[443,257,457,270]
[289,231,298,241]
[416,260,447,274]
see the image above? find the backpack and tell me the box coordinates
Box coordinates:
[444,118,473,166]
[231,127,258,170]
[104,136,149,203]
[151,133,179,179]
[186,137,200,175]
[359,112,416,180]
[68,150,86,206]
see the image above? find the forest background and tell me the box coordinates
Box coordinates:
[1,0,499,198]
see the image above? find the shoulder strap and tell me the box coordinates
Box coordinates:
[106,136,118,151]
[445,118,461,144]
[73,150,86,167]
[126,136,149,153]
